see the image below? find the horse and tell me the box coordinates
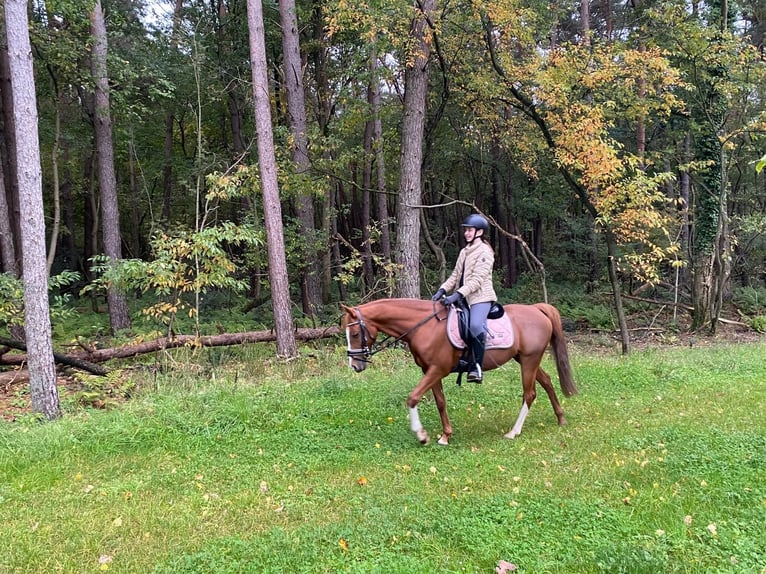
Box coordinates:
[341,298,578,445]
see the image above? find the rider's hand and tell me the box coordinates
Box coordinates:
[431,288,446,302]
[442,292,463,306]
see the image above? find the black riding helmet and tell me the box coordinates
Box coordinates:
[461,214,489,232]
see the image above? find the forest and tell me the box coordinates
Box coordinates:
[1,0,765,419]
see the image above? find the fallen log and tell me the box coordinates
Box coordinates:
[0,326,342,373]
[0,337,109,375]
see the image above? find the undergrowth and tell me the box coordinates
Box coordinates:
[1,341,764,573]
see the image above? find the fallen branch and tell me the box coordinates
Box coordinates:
[619,295,749,327]
[620,294,693,310]
[0,326,342,372]
[0,368,29,387]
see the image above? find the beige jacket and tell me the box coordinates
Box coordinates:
[439,239,497,305]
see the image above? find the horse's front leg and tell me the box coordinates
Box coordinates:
[408,403,430,445]
[431,382,453,445]
[406,368,445,446]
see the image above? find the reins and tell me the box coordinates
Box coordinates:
[346,303,445,363]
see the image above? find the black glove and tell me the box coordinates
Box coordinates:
[431,288,446,302]
[442,292,463,306]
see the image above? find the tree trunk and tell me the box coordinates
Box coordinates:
[279,0,321,316]
[60,148,77,271]
[689,31,727,333]
[371,48,391,264]
[394,0,436,298]
[604,0,612,41]
[90,0,131,333]
[82,151,98,284]
[246,0,297,358]
[309,1,334,305]
[0,146,15,274]
[581,0,590,45]
[4,0,60,419]
[330,180,347,302]
[635,34,646,164]
[46,99,62,272]
[679,131,691,288]
[0,32,22,276]
[162,0,183,224]
[711,144,731,329]
[604,229,631,354]
[362,108,374,290]
[128,127,140,258]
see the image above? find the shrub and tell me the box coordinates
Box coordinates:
[750,315,766,333]
[732,286,766,316]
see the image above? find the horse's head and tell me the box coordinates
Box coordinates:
[341,304,378,372]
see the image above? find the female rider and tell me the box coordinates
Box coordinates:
[431,214,496,383]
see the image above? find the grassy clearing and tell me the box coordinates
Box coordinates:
[1,340,765,573]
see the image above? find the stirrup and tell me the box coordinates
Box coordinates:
[467,365,483,383]
[451,358,471,373]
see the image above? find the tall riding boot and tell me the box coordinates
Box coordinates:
[468,332,486,383]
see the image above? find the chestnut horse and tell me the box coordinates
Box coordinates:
[341,298,578,445]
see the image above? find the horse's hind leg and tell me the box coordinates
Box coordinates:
[535,365,567,427]
[504,357,540,439]
[431,382,453,446]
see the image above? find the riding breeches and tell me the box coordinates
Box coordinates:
[468,301,491,339]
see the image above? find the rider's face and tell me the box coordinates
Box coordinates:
[464,227,479,242]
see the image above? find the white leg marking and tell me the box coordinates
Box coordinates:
[409,406,429,444]
[504,402,530,439]
[409,406,422,432]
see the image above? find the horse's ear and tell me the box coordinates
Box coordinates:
[340,303,354,315]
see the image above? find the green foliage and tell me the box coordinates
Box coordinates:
[66,370,138,410]
[82,223,261,333]
[0,271,81,335]
[732,281,766,332]
[749,316,766,333]
[495,272,549,304]
[549,286,615,330]
[1,343,765,572]
[0,273,24,330]
[498,278,616,330]
[732,286,766,317]
[335,221,401,299]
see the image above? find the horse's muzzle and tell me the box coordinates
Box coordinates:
[347,349,371,372]
[351,361,367,373]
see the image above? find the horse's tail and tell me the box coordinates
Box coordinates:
[535,303,578,397]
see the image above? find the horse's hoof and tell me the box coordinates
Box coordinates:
[558,417,568,427]
[437,435,450,446]
[503,430,520,440]
[417,429,430,445]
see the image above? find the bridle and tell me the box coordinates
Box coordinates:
[345,307,375,363]
[345,304,444,363]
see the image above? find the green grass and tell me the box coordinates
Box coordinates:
[1,340,765,573]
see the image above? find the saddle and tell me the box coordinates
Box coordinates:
[446,303,515,350]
